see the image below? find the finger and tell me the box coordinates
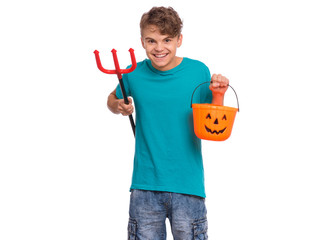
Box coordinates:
[211,75,219,87]
[126,107,134,116]
[218,75,226,87]
[211,74,218,82]
[127,104,134,114]
[218,76,229,87]
[121,104,133,113]
[118,101,133,115]
[223,77,229,87]
[121,107,133,116]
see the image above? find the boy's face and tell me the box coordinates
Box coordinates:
[141,25,183,71]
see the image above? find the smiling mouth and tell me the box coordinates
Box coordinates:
[153,53,168,58]
[205,125,227,135]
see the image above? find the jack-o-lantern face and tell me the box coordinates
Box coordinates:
[204,113,227,135]
[192,104,238,141]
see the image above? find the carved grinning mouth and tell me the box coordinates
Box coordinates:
[205,125,227,135]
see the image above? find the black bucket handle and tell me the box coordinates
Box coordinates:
[190,81,240,111]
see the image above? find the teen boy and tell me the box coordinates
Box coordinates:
[107,6,229,240]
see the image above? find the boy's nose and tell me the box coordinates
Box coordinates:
[155,42,164,51]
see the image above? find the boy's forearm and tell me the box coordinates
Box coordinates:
[107,90,120,114]
[209,74,229,105]
[211,94,224,106]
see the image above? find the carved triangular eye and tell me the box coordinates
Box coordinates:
[222,114,227,120]
[206,113,211,119]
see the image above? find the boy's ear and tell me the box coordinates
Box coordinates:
[141,37,145,49]
[177,34,183,47]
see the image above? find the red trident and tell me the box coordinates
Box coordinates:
[94,48,137,136]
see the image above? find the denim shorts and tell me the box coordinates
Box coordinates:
[128,189,208,240]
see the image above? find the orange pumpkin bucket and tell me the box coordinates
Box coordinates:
[191,82,239,141]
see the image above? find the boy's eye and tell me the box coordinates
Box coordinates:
[147,39,155,44]
[165,39,171,43]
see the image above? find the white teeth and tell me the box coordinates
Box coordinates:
[154,54,168,58]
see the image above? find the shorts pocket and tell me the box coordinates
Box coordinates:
[127,218,137,240]
[193,218,208,240]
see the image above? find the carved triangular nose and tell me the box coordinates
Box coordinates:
[214,118,218,124]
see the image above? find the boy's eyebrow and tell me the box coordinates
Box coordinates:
[144,36,172,41]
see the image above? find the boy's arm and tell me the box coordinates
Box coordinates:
[107,88,134,116]
[210,74,229,105]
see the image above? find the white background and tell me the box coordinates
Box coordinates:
[1,0,335,239]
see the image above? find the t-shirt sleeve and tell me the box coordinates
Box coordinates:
[200,65,212,104]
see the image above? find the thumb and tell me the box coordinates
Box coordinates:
[127,97,133,104]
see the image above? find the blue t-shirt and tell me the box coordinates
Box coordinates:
[116,58,212,198]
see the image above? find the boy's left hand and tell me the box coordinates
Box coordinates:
[209,74,229,95]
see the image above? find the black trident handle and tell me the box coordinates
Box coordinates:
[118,77,136,136]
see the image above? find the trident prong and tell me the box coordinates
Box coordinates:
[94,48,137,79]
[93,48,137,136]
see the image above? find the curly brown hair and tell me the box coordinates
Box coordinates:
[140,6,183,37]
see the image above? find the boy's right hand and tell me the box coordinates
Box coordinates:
[116,97,134,116]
